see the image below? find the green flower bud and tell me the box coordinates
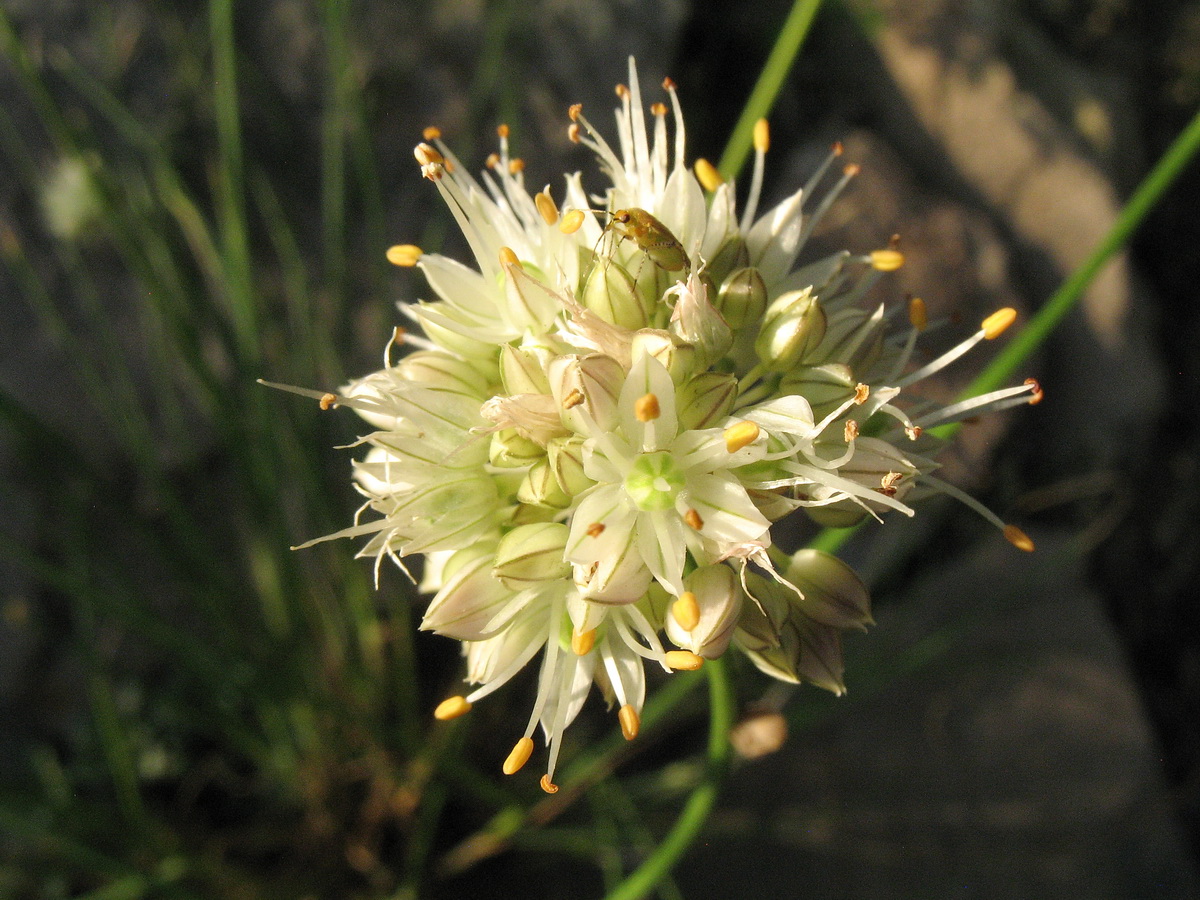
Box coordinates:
[631,330,696,382]
[489,428,545,468]
[397,351,490,398]
[809,306,883,376]
[676,372,738,430]
[499,343,553,395]
[493,522,570,590]
[517,459,571,509]
[582,256,649,330]
[780,363,856,420]
[707,235,750,287]
[547,435,591,498]
[785,549,873,631]
[755,287,827,371]
[715,266,767,330]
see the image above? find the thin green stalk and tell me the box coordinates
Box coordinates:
[810,102,1200,557]
[321,0,350,320]
[717,0,825,181]
[601,658,734,900]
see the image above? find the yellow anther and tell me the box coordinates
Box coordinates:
[723,420,759,453]
[433,696,472,720]
[650,101,667,117]
[535,190,559,225]
[568,103,582,122]
[753,118,770,153]
[562,388,585,409]
[503,737,534,775]
[853,383,870,404]
[567,122,582,143]
[559,208,585,234]
[908,295,928,330]
[485,152,500,170]
[694,158,724,192]
[413,143,442,166]
[615,83,629,99]
[386,244,423,267]
[869,249,905,272]
[832,140,844,156]
[982,307,1018,340]
[684,508,704,531]
[497,123,510,139]
[319,392,338,411]
[672,592,700,632]
[879,472,903,496]
[665,650,704,671]
[844,419,859,442]
[422,125,442,141]
[571,628,596,656]
[540,774,559,793]
[1025,378,1044,405]
[586,522,605,538]
[662,76,677,90]
[508,158,525,175]
[499,246,521,269]
[618,704,640,740]
[1004,524,1035,552]
[634,392,661,422]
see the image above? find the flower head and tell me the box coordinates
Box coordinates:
[288,57,1039,790]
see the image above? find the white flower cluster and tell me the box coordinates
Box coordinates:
[293,59,1039,791]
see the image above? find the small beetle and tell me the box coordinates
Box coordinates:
[605,208,689,274]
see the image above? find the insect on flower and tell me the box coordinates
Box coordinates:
[605,207,689,274]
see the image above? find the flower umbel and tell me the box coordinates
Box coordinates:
[284,58,1039,790]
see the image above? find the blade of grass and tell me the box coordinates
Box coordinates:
[716,0,825,182]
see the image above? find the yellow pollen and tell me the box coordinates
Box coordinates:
[905,424,923,440]
[618,704,640,740]
[1025,378,1044,405]
[499,246,521,268]
[386,243,423,267]
[413,143,443,166]
[853,383,870,404]
[568,103,582,122]
[723,420,759,453]
[1004,524,1036,552]
[870,249,905,271]
[672,592,700,632]
[422,125,442,141]
[982,307,1018,339]
[586,522,605,538]
[540,774,559,794]
[319,392,338,411]
[615,83,629,99]
[508,158,525,175]
[908,295,928,330]
[684,508,704,531]
[571,628,596,656]
[844,163,861,177]
[560,208,585,234]
[485,152,500,170]
[567,122,582,143]
[694,158,724,191]
[832,140,844,156]
[634,393,661,422]
[497,123,510,139]
[503,737,534,775]
[562,388,585,409]
[651,101,667,116]
[433,696,471,720]
[844,419,859,442]
[662,76,676,90]
[753,118,770,153]
[535,191,559,225]
[665,650,704,671]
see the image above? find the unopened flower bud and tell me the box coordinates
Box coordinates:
[631,330,696,381]
[397,351,490,398]
[780,363,856,420]
[517,459,571,509]
[582,257,649,329]
[785,549,873,631]
[676,372,738,430]
[500,343,554,395]
[489,428,546,468]
[664,565,744,658]
[493,522,570,589]
[756,287,827,371]
[707,236,751,288]
[715,266,767,330]
[547,435,591,498]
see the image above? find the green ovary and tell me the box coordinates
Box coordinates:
[624,451,685,511]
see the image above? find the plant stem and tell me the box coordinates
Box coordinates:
[601,658,734,900]
[717,0,825,181]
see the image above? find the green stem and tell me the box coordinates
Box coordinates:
[717,0,825,181]
[601,658,734,900]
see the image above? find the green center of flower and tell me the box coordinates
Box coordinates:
[624,451,685,511]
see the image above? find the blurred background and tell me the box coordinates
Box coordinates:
[3,0,1200,896]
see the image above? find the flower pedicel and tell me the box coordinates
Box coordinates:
[266,58,1039,792]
